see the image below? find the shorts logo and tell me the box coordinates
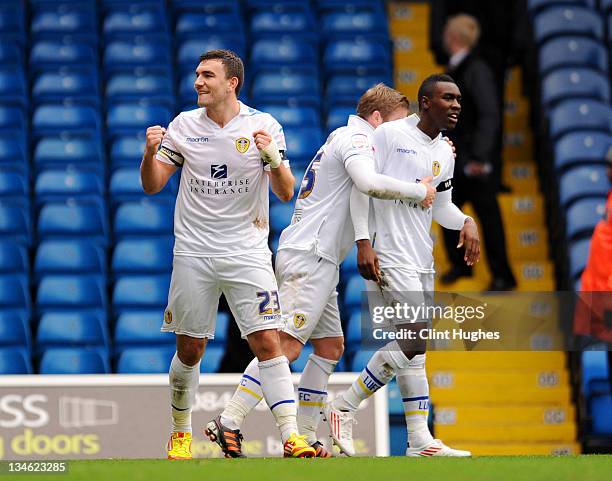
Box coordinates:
[211,164,228,179]
[164,310,173,324]
[432,161,441,176]
[293,313,306,329]
[235,137,250,154]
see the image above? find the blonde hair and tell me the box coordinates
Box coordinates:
[356,83,410,120]
[446,14,481,49]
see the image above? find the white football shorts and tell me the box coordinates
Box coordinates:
[161,252,283,339]
[276,248,344,344]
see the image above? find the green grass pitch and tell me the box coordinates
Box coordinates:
[6,456,612,481]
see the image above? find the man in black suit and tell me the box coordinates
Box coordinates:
[441,14,516,290]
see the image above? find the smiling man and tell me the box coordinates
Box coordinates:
[324,74,480,457]
[139,49,316,460]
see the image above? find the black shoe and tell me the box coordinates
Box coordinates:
[441,267,472,284]
[487,277,517,291]
[205,416,246,458]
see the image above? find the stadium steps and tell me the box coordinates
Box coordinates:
[388,4,578,451]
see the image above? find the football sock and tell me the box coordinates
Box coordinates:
[258,356,298,443]
[333,342,408,412]
[396,354,434,448]
[221,357,262,430]
[169,352,200,433]
[297,354,337,444]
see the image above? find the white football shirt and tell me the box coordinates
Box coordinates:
[156,102,288,257]
[278,115,375,264]
[371,118,456,272]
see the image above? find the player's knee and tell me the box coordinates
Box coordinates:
[176,336,206,366]
[247,329,282,360]
[281,339,303,363]
[313,338,344,361]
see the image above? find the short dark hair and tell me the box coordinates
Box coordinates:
[417,74,456,111]
[199,49,244,96]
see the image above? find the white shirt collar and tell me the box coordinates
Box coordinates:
[449,48,469,69]
[347,114,374,133]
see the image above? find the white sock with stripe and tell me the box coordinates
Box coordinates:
[220,357,262,430]
[333,343,408,412]
[258,355,298,443]
[297,354,337,444]
[169,352,200,433]
[396,354,434,449]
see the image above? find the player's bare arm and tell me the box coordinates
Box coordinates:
[254,129,295,202]
[356,239,381,283]
[458,217,480,266]
[140,125,177,194]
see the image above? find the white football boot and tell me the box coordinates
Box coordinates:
[406,439,471,457]
[322,401,356,456]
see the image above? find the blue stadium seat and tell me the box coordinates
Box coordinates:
[569,238,591,280]
[30,41,97,71]
[177,36,246,69]
[106,73,173,107]
[35,240,106,278]
[323,39,391,76]
[549,100,612,139]
[341,244,359,276]
[0,240,28,274]
[34,137,104,174]
[37,200,108,246]
[269,202,295,234]
[256,105,320,128]
[200,346,224,373]
[346,312,362,349]
[0,203,31,246]
[0,310,30,352]
[175,12,243,38]
[0,274,30,314]
[110,134,145,170]
[37,274,107,312]
[250,39,318,72]
[250,10,316,39]
[32,105,101,140]
[251,71,320,106]
[113,199,174,239]
[103,9,168,39]
[109,167,178,206]
[0,5,25,46]
[106,104,172,138]
[284,127,323,166]
[589,394,612,434]
[350,349,370,372]
[527,0,589,14]
[290,343,313,372]
[558,165,609,207]
[117,346,174,373]
[582,350,610,398]
[112,237,174,275]
[103,38,171,74]
[541,68,610,108]
[0,348,32,374]
[32,70,99,107]
[112,274,170,313]
[40,348,110,374]
[326,106,355,133]
[539,36,608,74]
[533,6,604,43]
[554,132,612,172]
[387,380,404,415]
[0,68,27,108]
[316,0,386,13]
[114,310,174,354]
[35,170,105,205]
[565,197,607,240]
[170,0,240,14]
[326,74,391,106]
[0,134,28,175]
[36,311,109,354]
[320,11,389,41]
[211,311,230,345]
[31,7,97,37]
[0,169,28,201]
[0,42,23,68]
[344,275,366,311]
[0,106,26,134]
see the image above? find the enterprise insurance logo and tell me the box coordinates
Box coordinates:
[211,164,227,179]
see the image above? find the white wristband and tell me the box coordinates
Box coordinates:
[259,138,282,169]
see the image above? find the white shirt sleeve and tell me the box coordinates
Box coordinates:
[262,115,290,171]
[156,115,185,167]
[350,185,370,241]
[432,150,468,230]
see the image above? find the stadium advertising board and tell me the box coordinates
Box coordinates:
[0,374,388,460]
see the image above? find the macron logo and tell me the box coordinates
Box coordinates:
[396,148,417,155]
[185,137,209,143]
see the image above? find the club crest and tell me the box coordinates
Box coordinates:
[236,137,250,154]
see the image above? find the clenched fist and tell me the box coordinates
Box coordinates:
[145,125,166,156]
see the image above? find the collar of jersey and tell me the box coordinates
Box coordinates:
[347,114,374,133]
[200,101,251,125]
[411,123,443,146]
